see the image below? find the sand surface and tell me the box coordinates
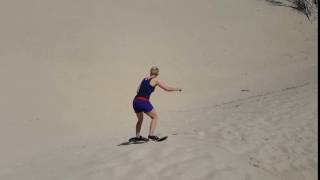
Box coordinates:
[0,0,317,179]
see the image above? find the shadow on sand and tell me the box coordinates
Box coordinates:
[117,137,149,146]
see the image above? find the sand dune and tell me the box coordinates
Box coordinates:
[0,0,317,179]
[1,79,317,180]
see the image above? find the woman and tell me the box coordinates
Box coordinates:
[132,66,182,141]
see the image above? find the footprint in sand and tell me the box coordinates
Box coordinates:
[249,156,261,168]
[197,131,205,139]
[192,130,205,139]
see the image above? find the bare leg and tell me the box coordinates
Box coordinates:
[135,112,143,137]
[145,109,158,136]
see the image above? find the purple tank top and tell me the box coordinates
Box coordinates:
[136,78,155,99]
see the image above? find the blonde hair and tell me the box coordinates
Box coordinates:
[150,66,159,76]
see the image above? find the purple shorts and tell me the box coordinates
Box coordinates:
[132,97,154,113]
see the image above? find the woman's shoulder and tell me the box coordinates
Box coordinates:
[150,76,160,81]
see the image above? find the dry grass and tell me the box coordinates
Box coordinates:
[266,0,318,20]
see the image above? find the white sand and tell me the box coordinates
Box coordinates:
[0,0,317,179]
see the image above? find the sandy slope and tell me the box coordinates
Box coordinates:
[0,0,317,179]
[1,77,317,180]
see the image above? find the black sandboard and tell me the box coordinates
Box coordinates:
[129,137,149,143]
[154,136,168,142]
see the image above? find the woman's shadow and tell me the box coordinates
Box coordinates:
[117,137,149,146]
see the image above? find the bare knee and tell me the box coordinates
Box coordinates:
[151,114,158,120]
[136,113,143,121]
[146,109,158,120]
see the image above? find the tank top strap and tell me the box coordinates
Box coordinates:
[145,76,154,82]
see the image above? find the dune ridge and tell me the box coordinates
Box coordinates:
[0,0,317,179]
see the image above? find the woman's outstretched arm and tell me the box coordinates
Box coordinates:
[156,79,182,92]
